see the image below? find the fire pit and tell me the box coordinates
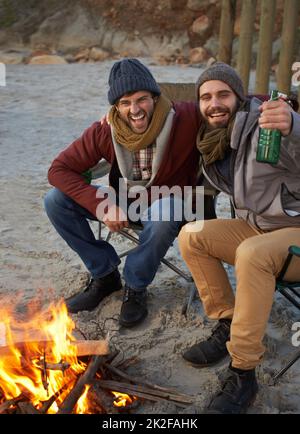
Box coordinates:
[0,299,195,414]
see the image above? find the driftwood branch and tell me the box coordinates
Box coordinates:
[16,401,41,414]
[95,379,194,407]
[75,340,109,357]
[88,386,119,414]
[36,360,70,371]
[57,355,104,414]
[0,339,109,358]
[103,362,192,398]
[0,394,27,414]
[39,383,70,414]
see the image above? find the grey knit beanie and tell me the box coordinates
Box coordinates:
[108,58,161,105]
[196,62,245,101]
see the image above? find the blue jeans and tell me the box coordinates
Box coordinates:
[44,188,184,290]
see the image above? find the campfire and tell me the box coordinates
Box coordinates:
[0,299,194,414]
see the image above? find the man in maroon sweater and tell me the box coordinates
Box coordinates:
[44,58,202,327]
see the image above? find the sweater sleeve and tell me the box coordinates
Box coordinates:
[48,121,114,217]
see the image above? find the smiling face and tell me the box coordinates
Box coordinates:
[116,91,157,134]
[198,80,239,129]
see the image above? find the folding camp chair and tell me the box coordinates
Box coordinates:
[272,245,300,382]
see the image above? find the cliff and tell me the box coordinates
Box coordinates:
[0,0,297,65]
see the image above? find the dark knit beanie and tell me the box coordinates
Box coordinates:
[108,58,161,105]
[196,62,245,101]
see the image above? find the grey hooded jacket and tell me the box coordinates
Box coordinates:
[203,97,300,230]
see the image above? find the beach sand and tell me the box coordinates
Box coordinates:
[0,60,299,414]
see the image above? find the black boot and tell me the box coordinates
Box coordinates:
[204,364,258,414]
[182,319,231,367]
[119,285,148,327]
[65,269,122,314]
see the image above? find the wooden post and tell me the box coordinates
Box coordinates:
[255,0,277,94]
[237,0,257,93]
[277,0,300,94]
[218,0,237,64]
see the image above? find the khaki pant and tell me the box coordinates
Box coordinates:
[178,219,300,370]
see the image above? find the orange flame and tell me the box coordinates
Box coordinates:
[75,384,91,414]
[112,391,136,407]
[0,299,87,413]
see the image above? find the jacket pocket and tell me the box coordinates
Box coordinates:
[281,183,300,214]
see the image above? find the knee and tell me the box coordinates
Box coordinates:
[178,227,190,258]
[148,219,180,241]
[44,188,68,216]
[178,221,205,259]
[235,238,273,271]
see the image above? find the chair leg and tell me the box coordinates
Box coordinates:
[277,287,300,310]
[273,348,300,383]
[160,257,194,282]
[181,284,197,317]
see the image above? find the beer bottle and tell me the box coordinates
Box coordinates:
[256,90,281,164]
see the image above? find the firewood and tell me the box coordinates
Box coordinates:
[0,338,109,358]
[95,380,188,408]
[88,386,119,414]
[41,361,70,371]
[16,401,41,414]
[95,379,194,407]
[57,355,104,414]
[103,362,192,397]
[0,394,27,414]
[39,383,70,414]
[75,340,109,357]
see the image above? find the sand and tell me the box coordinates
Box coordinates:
[0,60,299,414]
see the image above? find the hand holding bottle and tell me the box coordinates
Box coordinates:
[258,96,293,137]
[256,90,293,164]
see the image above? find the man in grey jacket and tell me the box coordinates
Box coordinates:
[178,62,300,414]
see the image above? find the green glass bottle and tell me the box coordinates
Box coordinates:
[82,169,92,184]
[256,90,281,164]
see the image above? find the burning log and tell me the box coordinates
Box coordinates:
[37,360,71,372]
[57,355,104,414]
[95,379,195,408]
[16,401,41,414]
[0,394,27,414]
[39,384,70,414]
[0,309,109,358]
[0,338,109,358]
[87,386,119,414]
